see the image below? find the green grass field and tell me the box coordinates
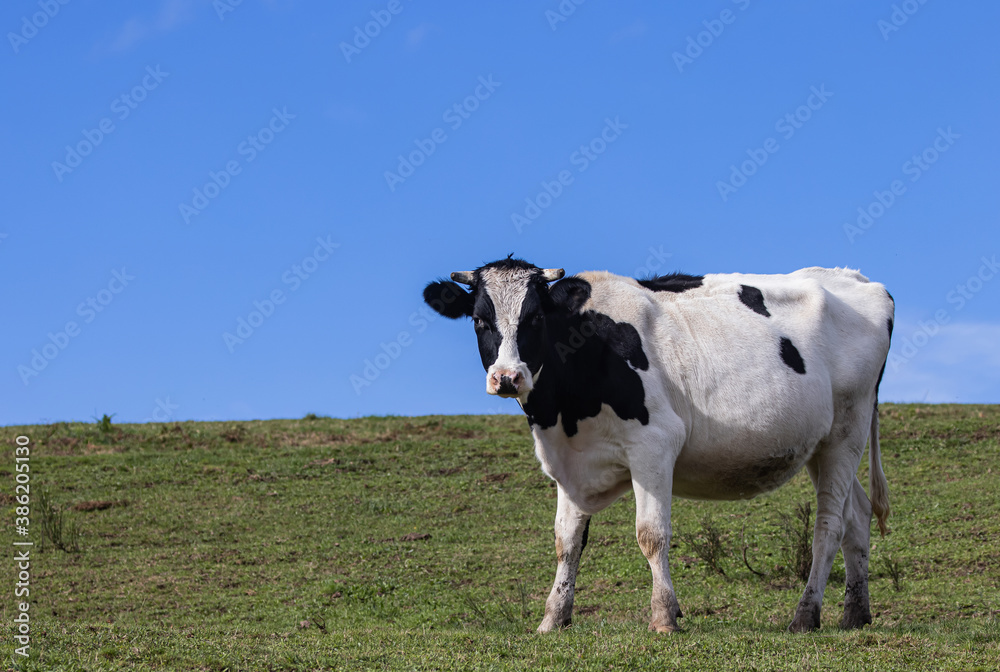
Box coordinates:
[2,404,999,670]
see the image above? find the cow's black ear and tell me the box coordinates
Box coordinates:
[548,277,591,314]
[423,280,474,319]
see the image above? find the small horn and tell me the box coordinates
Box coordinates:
[541,268,565,283]
[450,271,475,285]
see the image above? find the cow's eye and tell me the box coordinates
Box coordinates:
[473,317,488,330]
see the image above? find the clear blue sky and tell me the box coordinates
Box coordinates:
[3,0,998,425]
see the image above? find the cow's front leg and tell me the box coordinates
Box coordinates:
[537,485,591,633]
[633,474,682,633]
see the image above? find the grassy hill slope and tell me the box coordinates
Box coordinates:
[2,404,998,670]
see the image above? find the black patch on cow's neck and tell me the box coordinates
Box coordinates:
[637,273,703,293]
[779,337,806,374]
[738,284,771,317]
[524,281,650,436]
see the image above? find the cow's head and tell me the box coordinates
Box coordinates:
[423,258,572,398]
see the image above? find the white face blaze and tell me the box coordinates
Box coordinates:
[480,267,535,398]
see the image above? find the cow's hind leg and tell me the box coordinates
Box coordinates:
[840,477,873,629]
[789,432,866,633]
[538,486,591,632]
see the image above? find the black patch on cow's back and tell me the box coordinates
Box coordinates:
[779,337,806,374]
[524,308,650,437]
[738,284,771,317]
[638,273,703,293]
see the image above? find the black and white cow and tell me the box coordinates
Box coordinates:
[424,257,893,633]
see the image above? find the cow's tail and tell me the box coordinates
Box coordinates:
[869,399,891,536]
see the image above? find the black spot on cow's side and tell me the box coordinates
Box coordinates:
[525,309,650,437]
[738,284,771,317]
[779,337,806,374]
[886,317,894,338]
[581,518,591,554]
[638,273,703,293]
